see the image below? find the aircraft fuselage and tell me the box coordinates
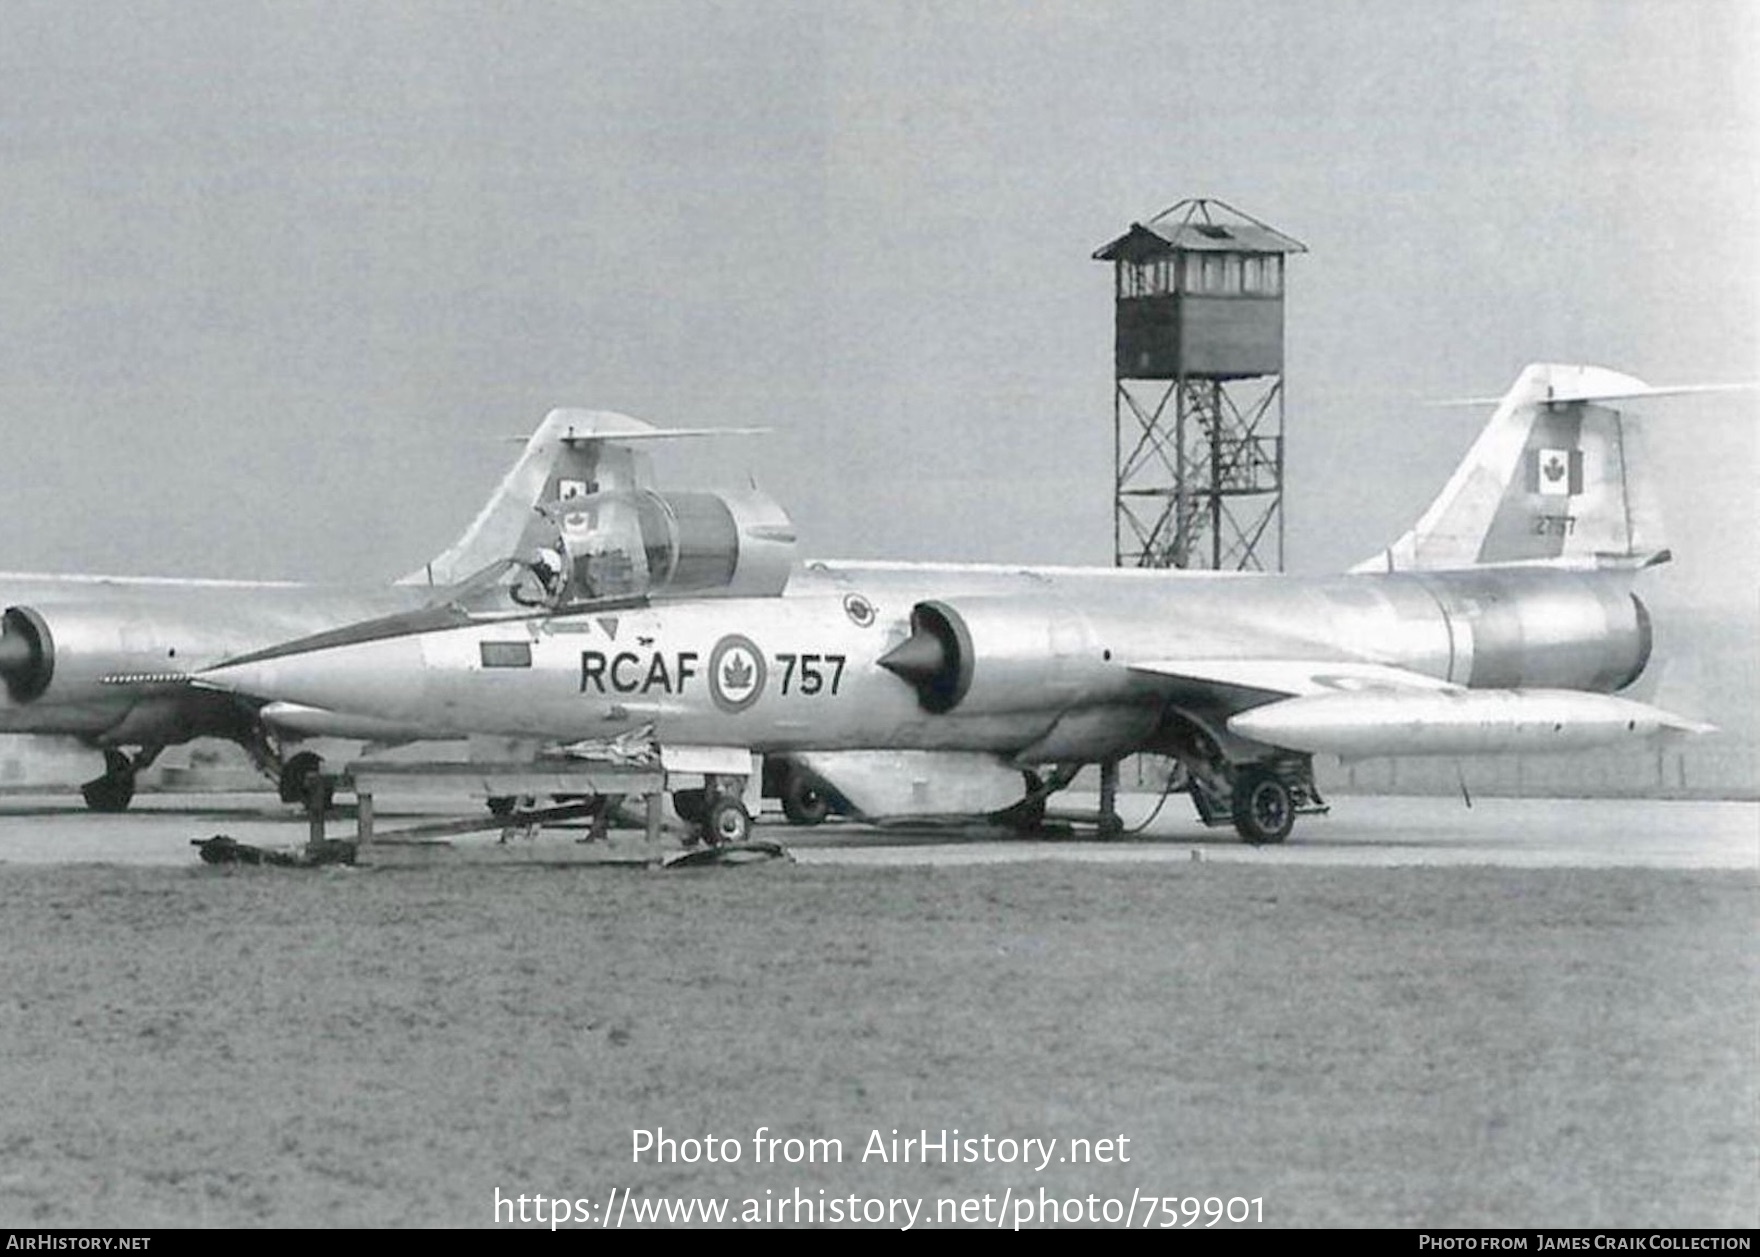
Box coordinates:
[202,562,1655,762]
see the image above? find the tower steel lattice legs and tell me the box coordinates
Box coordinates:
[1114,374,1285,571]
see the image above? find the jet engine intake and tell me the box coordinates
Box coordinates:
[878,601,972,713]
[879,598,1117,717]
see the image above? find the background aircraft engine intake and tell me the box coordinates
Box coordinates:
[0,604,192,707]
[879,598,1116,716]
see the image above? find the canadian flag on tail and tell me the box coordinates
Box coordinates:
[1532,447,1583,496]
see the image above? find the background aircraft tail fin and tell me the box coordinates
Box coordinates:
[1355,363,1678,573]
[401,409,660,587]
[403,410,773,589]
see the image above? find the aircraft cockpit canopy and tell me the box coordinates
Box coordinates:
[472,486,797,611]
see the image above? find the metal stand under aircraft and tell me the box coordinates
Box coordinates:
[275,744,767,864]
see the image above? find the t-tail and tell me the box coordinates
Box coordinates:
[402,409,769,588]
[1354,363,1713,573]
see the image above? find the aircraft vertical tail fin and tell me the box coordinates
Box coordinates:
[1355,363,1684,573]
[400,410,657,587]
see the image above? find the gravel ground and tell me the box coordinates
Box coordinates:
[0,860,1752,1228]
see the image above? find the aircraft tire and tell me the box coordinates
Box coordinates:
[279,752,324,805]
[81,772,135,813]
[993,797,1046,833]
[1232,768,1294,845]
[703,797,752,846]
[304,776,336,817]
[673,788,708,825]
[780,776,831,826]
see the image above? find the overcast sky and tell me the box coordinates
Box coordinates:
[0,0,1753,615]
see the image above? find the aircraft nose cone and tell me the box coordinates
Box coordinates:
[201,634,430,722]
[878,631,947,686]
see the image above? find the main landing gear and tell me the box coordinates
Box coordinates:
[1229,765,1297,845]
[779,775,831,826]
[1187,759,1324,845]
[1161,717,1326,844]
[758,758,840,827]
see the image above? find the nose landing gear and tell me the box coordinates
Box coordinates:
[676,775,754,848]
[276,750,334,815]
[81,748,148,813]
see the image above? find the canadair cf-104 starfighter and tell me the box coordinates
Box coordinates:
[198,364,1715,844]
[0,412,785,811]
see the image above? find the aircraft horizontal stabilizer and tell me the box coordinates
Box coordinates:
[515,409,771,444]
[559,425,772,443]
[1226,688,1713,758]
[1433,380,1756,407]
[1129,658,1459,697]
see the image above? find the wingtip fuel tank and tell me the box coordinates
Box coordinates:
[1226,688,1713,759]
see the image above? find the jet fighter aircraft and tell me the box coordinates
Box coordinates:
[199,364,1716,844]
[0,409,786,810]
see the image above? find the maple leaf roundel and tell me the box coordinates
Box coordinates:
[708,634,767,713]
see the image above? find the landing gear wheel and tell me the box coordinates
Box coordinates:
[672,788,708,825]
[993,793,1048,834]
[278,752,325,806]
[1232,767,1294,845]
[81,751,136,813]
[702,797,752,847]
[302,775,335,816]
[780,776,831,826]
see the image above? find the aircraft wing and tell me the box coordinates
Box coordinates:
[1128,658,1460,698]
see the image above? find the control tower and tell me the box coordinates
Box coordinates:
[1094,199,1306,570]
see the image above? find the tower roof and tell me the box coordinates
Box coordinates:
[1094,198,1307,260]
